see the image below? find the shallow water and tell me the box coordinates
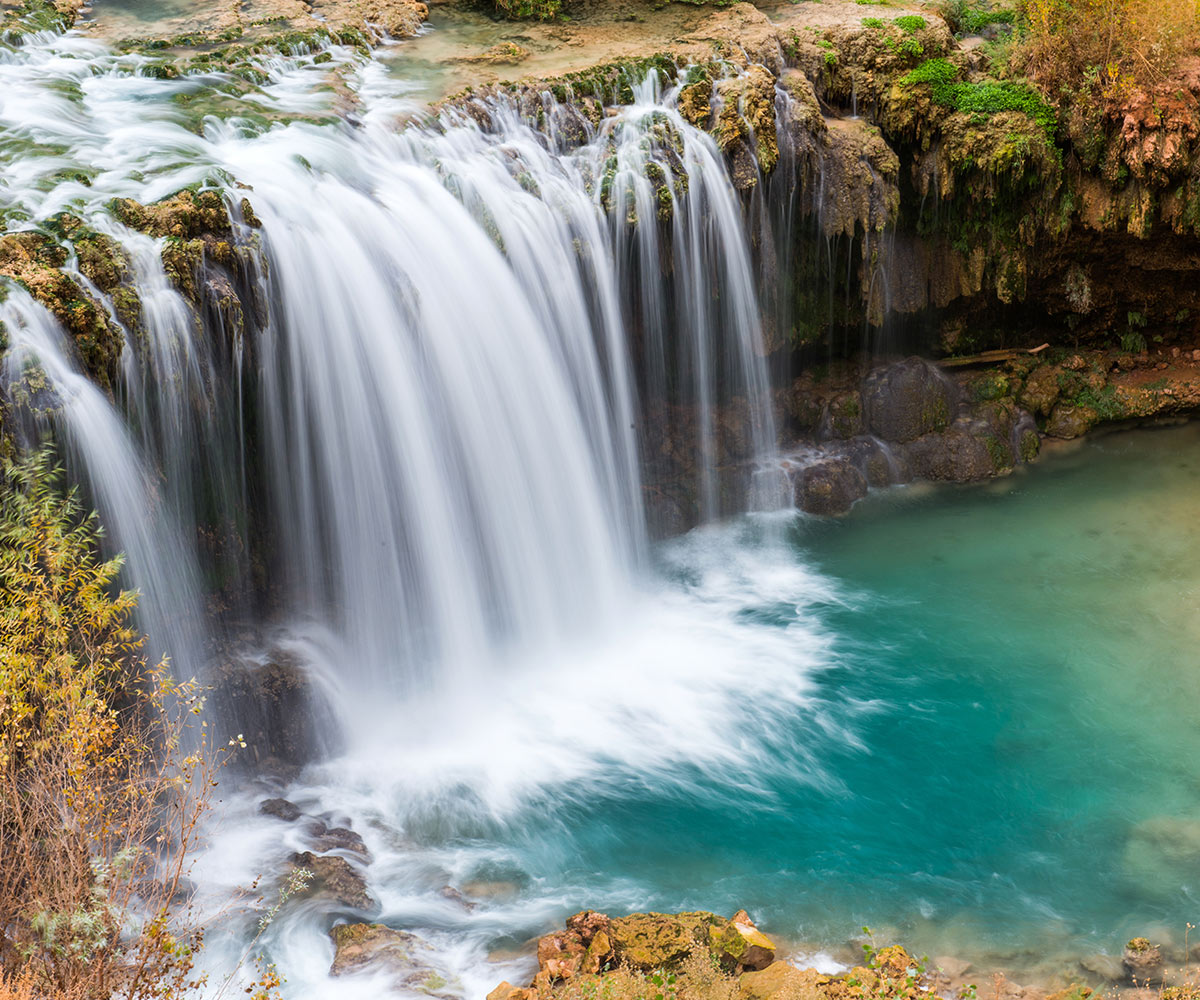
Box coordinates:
[193,421,1200,995]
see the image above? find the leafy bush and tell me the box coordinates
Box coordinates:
[894,14,928,32]
[1018,0,1200,95]
[902,58,1058,139]
[492,0,560,20]
[939,0,1014,35]
[0,446,223,998]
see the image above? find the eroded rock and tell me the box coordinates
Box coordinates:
[862,358,954,443]
[329,922,460,996]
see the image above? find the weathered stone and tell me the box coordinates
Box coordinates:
[314,826,370,859]
[903,427,1007,481]
[739,961,826,1000]
[826,390,865,438]
[796,459,868,515]
[839,436,908,487]
[291,852,374,911]
[1045,404,1098,439]
[259,797,301,822]
[713,911,776,971]
[329,922,459,996]
[1123,938,1164,982]
[862,358,954,443]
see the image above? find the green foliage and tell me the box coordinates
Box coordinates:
[939,0,1014,34]
[0,445,223,999]
[862,16,886,27]
[492,0,561,20]
[901,58,1058,139]
[894,14,928,32]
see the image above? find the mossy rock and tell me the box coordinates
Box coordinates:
[0,231,123,389]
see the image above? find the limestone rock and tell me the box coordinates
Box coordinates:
[290,851,374,911]
[739,961,826,1000]
[329,923,459,997]
[862,358,954,443]
[796,459,868,515]
[1045,404,1098,439]
[902,426,1006,482]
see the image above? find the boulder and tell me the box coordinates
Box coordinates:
[826,391,865,439]
[903,426,1009,481]
[839,436,909,487]
[329,923,460,998]
[796,459,868,515]
[1123,938,1164,982]
[290,852,374,912]
[1045,404,1098,439]
[862,358,954,443]
[607,910,775,973]
[312,825,370,859]
[259,798,301,822]
[739,962,826,1000]
[1018,365,1062,417]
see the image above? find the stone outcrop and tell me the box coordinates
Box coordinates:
[783,357,1036,515]
[328,922,459,996]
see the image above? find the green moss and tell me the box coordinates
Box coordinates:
[492,0,561,21]
[893,14,927,32]
[1,0,71,38]
[861,17,885,28]
[901,59,1058,141]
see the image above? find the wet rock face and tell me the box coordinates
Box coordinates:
[862,358,955,443]
[903,425,1010,482]
[329,922,460,997]
[795,459,868,515]
[210,648,337,773]
[290,852,375,912]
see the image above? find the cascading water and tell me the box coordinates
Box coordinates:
[0,28,808,991]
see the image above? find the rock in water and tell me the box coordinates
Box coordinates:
[329,923,460,998]
[796,460,868,515]
[289,852,375,912]
[258,798,301,822]
[1122,938,1164,982]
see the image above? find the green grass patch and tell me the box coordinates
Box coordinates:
[901,58,1058,140]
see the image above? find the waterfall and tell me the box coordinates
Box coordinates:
[0,30,786,705]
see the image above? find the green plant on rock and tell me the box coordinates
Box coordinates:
[492,0,561,20]
[901,58,1058,141]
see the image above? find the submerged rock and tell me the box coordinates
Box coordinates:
[795,459,868,515]
[329,922,460,996]
[259,797,302,822]
[289,851,375,912]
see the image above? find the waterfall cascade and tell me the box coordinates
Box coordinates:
[0,30,789,702]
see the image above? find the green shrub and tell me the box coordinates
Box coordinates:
[492,0,561,19]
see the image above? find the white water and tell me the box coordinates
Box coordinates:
[0,23,805,995]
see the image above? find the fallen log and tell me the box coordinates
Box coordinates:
[937,343,1049,368]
